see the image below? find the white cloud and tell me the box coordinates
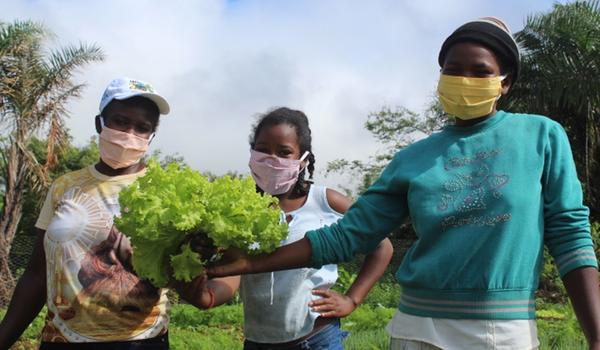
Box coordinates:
[3,0,559,190]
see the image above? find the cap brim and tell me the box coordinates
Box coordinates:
[113,92,170,115]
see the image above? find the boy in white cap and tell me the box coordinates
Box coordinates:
[0,78,174,349]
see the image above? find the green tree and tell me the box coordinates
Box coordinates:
[326,100,448,195]
[504,0,600,219]
[8,137,99,281]
[0,20,104,304]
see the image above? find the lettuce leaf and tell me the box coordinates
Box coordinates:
[170,243,205,282]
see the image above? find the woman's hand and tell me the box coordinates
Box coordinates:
[309,289,358,318]
[206,247,252,278]
[207,238,313,278]
[188,234,219,262]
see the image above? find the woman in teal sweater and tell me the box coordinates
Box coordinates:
[209,17,600,349]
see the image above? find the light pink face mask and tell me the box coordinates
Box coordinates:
[99,118,152,169]
[248,150,310,195]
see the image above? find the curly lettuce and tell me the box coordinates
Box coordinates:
[115,160,287,287]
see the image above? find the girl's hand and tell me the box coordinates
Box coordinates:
[309,289,358,318]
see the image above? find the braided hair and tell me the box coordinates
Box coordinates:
[250,107,315,197]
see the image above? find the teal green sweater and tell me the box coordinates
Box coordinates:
[307,111,597,319]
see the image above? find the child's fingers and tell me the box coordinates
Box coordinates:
[311,289,333,297]
[312,302,336,313]
[308,298,329,307]
[315,304,341,318]
[309,289,337,307]
[319,310,339,318]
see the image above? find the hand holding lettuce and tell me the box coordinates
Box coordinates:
[115,160,287,287]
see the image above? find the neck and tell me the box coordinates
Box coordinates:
[276,188,308,213]
[454,108,498,127]
[94,160,145,176]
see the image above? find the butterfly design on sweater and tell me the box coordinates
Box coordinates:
[437,164,510,214]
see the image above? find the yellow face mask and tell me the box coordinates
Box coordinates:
[437,74,505,120]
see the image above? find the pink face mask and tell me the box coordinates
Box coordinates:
[99,118,152,169]
[248,150,310,195]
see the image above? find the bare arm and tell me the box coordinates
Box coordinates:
[310,189,394,317]
[344,238,393,304]
[327,190,394,306]
[311,238,393,317]
[0,229,47,348]
[563,266,600,349]
[174,275,240,309]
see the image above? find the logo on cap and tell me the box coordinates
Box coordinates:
[129,80,156,93]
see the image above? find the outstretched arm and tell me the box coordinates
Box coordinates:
[209,158,409,278]
[207,238,313,277]
[0,229,47,348]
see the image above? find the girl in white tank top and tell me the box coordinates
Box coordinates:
[177,107,393,350]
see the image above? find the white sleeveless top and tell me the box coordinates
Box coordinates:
[240,185,343,343]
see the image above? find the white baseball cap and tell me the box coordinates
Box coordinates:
[99,77,170,115]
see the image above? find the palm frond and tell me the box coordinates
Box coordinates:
[43,111,69,171]
[0,19,104,191]
[512,0,600,117]
[29,83,86,131]
[0,20,46,57]
[507,0,600,210]
[15,140,49,193]
[35,42,104,102]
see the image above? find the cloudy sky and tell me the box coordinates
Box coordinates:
[4,0,559,189]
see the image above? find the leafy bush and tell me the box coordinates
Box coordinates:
[334,265,401,309]
[362,282,401,308]
[538,221,600,303]
[332,266,358,293]
[592,222,600,257]
[538,247,567,303]
[536,300,586,349]
[342,304,395,332]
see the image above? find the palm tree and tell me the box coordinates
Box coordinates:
[0,20,104,305]
[503,1,600,218]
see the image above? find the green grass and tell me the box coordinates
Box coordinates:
[0,297,591,350]
[168,304,243,349]
[170,326,242,350]
[344,329,390,350]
